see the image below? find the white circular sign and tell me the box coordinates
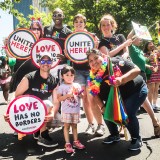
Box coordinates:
[65,31,95,64]
[6,28,37,59]
[7,95,47,134]
[31,38,62,68]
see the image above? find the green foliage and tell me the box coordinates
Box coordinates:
[1,0,160,45]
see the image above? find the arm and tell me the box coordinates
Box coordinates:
[15,77,29,97]
[57,93,73,102]
[114,65,141,87]
[109,39,132,57]
[99,46,109,55]
[4,76,29,122]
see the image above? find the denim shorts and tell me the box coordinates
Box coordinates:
[74,70,89,86]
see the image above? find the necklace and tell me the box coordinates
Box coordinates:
[88,59,108,96]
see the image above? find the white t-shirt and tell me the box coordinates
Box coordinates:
[57,83,81,114]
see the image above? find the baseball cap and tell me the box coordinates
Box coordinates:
[39,52,52,61]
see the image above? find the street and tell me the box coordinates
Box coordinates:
[0,91,160,160]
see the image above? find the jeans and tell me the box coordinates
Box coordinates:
[105,84,148,139]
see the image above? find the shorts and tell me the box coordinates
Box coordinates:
[61,113,80,124]
[43,100,53,108]
[74,70,89,86]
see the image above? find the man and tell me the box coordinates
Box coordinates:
[44,8,72,66]
[5,52,60,147]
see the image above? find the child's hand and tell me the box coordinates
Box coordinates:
[67,93,74,98]
[4,114,9,122]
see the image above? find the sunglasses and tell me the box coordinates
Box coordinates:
[40,60,52,65]
[31,28,41,31]
[53,13,63,18]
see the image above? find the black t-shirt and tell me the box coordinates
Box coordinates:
[98,34,126,56]
[9,59,38,93]
[24,70,58,100]
[44,25,72,64]
[99,56,145,101]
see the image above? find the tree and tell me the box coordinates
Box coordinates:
[1,0,160,44]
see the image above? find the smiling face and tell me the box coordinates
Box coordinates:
[74,17,86,31]
[147,42,155,52]
[88,53,103,71]
[100,19,113,36]
[30,22,42,39]
[62,71,75,84]
[52,9,64,27]
[39,56,52,72]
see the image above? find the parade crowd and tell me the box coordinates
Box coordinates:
[1,8,160,154]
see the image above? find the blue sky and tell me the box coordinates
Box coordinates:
[0,6,13,47]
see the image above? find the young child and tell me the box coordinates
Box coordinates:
[57,65,85,153]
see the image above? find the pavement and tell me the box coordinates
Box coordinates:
[0,92,160,160]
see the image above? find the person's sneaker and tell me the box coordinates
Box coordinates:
[95,124,105,136]
[37,136,58,148]
[103,135,120,144]
[85,124,95,135]
[33,131,40,140]
[152,104,160,111]
[73,140,85,149]
[128,138,143,151]
[65,143,75,153]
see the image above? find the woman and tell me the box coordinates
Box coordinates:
[86,48,148,151]
[72,14,105,136]
[127,31,160,137]
[98,14,132,57]
[10,18,43,93]
[143,41,160,111]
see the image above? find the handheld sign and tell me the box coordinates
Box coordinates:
[132,21,152,40]
[6,28,37,59]
[31,38,62,68]
[65,31,95,64]
[7,95,47,134]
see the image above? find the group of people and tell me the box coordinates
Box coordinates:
[3,7,160,154]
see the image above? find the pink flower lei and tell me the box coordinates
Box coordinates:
[88,59,108,96]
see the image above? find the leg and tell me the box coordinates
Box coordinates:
[72,123,85,149]
[153,82,160,106]
[142,97,159,126]
[89,94,105,135]
[147,83,154,105]
[1,82,10,102]
[125,85,147,139]
[64,123,71,143]
[82,86,94,124]
[72,123,78,141]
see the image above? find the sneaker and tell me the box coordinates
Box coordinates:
[103,135,120,144]
[128,138,143,151]
[95,124,105,136]
[152,104,160,111]
[33,131,40,140]
[37,136,58,148]
[65,143,75,153]
[85,124,95,135]
[73,140,85,149]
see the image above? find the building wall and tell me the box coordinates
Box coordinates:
[13,0,33,29]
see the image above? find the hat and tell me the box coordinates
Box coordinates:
[39,52,52,61]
